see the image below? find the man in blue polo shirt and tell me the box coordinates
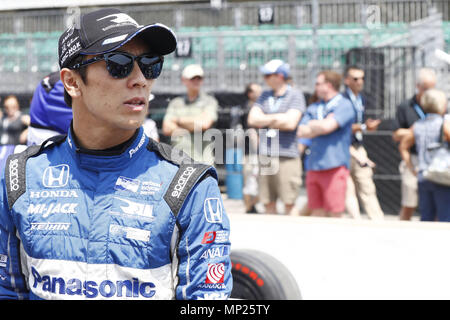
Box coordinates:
[297,70,356,217]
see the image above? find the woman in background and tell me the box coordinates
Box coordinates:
[399,89,450,221]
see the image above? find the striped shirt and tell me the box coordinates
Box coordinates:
[255,86,306,158]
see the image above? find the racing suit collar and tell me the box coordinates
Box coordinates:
[65,124,148,170]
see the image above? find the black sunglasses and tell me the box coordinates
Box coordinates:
[71,52,164,80]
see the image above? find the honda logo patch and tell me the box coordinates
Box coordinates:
[204,198,223,223]
[43,165,70,188]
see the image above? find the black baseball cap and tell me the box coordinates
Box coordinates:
[58,8,177,69]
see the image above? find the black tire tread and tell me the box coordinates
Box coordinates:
[231,249,301,300]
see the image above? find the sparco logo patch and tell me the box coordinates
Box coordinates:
[171,167,196,198]
[9,158,19,191]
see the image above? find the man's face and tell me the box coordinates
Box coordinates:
[76,37,155,132]
[416,78,436,101]
[4,98,19,117]
[345,69,364,94]
[182,76,203,93]
[263,73,283,89]
[314,74,329,100]
[248,84,262,102]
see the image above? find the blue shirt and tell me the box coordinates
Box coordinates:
[300,93,356,171]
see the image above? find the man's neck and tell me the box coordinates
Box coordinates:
[324,91,339,102]
[348,87,360,97]
[73,125,136,151]
[187,90,200,102]
[72,109,138,150]
[273,83,288,97]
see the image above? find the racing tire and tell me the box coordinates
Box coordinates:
[230,249,302,300]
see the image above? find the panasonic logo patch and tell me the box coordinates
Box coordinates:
[129,134,146,158]
[31,267,156,299]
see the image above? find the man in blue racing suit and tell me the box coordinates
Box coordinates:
[0,8,232,300]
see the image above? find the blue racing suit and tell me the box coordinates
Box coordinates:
[0,126,232,300]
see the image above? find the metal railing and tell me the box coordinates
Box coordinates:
[0,0,448,34]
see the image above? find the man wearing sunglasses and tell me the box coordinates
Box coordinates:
[0,8,232,300]
[342,65,384,220]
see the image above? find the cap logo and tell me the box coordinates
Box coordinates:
[97,13,141,31]
[102,34,128,45]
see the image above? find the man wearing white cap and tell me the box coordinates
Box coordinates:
[162,64,218,164]
[248,59,306,215]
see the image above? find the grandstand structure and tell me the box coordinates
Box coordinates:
[0,0,448,214]
[0,2,447,108]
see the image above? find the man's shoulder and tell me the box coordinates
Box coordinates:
[289,86,305,97]
[199,92,217,102]
[198,93,219,110]
[396,96,414,110]
[260,90,274,100]
[255,90,273,108]
[338,94,355,110]
[306,101,319,111]
[146,140,218,216]
[168,96,186,107]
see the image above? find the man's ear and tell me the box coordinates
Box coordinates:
[60,68,82,99]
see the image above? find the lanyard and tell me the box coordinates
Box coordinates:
[346,88,364,124]
[268,86,291,113]
[317,94,342,120]
[268,96,284,113]
[413,103,426,120]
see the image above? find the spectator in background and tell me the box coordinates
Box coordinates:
[392,68,436,220]
[342,65,384,220]
[399,89,450,221]
[242,83,262,213]
[293,92,319,217]
[297,70,356,218]
[0,95,29,145]
[247,59,305,215]
[0,91,27,171]
[143,94,159,142]
[162,64,218,164]
[27,71,72,145]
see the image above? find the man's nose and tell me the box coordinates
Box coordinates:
[127,61,147,88]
